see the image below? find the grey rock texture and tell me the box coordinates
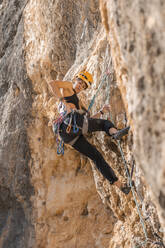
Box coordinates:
[100,0,165,234]
[0,1,34,247]
[0,0,165,247]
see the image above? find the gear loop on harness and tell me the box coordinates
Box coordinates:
[73,112,79,133]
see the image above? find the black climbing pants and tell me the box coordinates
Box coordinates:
[59,112,118,184]
[72,135,118,184]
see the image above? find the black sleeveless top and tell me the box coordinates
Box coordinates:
[63,89,80,109]
[63,89,88,112]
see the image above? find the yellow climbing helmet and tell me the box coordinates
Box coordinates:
[76,71,93,88]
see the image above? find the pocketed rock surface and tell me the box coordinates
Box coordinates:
[0,0,164,247]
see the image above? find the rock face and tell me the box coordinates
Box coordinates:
[100,0,165,243]
[0,1,34,248]
[0,0,165,248]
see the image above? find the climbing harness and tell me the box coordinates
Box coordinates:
[53,109,80,155]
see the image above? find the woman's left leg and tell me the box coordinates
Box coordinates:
[72,135,131,194]
[72,135,118,184]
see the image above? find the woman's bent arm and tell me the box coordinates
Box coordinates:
[48,80,72,98]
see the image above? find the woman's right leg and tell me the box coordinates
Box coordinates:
[85,117,130,139]
[72,135,118,185]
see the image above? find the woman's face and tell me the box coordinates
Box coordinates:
[73,78,88,93]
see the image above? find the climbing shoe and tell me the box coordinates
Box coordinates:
[112,126,130,140]
[120,185,131,195]
[120,180,135,195]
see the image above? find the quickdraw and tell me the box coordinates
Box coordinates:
[66,111,79,134]
[73,112,79,133]
[53,110,80,155]
[53,111,67,155]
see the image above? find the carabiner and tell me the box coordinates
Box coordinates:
[73,113,79,133]
[66,113,73,133]
[73,125,79,133]
[66,124,72,133]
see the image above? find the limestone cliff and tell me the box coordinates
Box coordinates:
[0,0,165,248]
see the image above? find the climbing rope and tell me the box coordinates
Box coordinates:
[117,140,148,248]
[87,66,164,248]
[88,72,110,112]
[56,138,64,155]
[80,18,88,40]
[87,73,148,246]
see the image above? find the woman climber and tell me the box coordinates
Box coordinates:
[47,71,131,195]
